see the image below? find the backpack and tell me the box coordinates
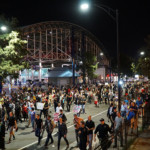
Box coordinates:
[45,120,56,133]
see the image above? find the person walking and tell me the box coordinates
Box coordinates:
[94,118,112,150]
[0,118,5,150]
[34,114,43,145]
[59,109,67,123]
[43,100,49,118]
[73,114,83,147]
[57,118,69,150]
[110,107,117,130]
[31,107,36,132]
[78,121,89,150]
[81,95,86,114]
[8,112,17,143]
[66,92,72,112]
[113,112,123,148]
[85,116,95,150]
[44,115,55,148]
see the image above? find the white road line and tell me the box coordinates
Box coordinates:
[17,109,107,150]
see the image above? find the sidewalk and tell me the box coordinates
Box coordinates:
[128,127,150,150]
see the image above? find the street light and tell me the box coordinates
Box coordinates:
[80,3,89,11]
[0,26,7,31]
[79,2,121,111]
[100,52,104,56]
[140,51,145,56]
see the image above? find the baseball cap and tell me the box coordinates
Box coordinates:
[100,118,104,121]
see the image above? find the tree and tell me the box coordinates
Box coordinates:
[80,52,98,81]
[134,34,150,78]
[0,15,28,92]
[0,31,28,79]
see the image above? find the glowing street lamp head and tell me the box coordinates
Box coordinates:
[100,52,104,56]
[140,51,145,56]
[80,3,89,11]
[119,80,123,85]
[0,26,7,31]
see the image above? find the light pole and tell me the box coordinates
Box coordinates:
[80,2,121,111]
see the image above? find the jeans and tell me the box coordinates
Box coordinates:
[81,104,85,113]
[45,132,53,146]
[35,128,41,144]
[114,128,123,146]
[75,129,79,145]
[31,120,34,129]
[88,134,93,149]
[58,133,69,150]
[40,110,44,118]
[67,103,71,112]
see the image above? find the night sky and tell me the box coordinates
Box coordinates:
[1,0,150,57]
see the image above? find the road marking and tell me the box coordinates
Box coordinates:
[17,109,107,150]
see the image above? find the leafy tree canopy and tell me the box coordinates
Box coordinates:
[0,15,28,79]
[133,34,150,78]
[80,52,98,80]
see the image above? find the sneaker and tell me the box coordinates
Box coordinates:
[52,144,55,148]
[13,136,15,140]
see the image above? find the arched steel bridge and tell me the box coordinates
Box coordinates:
[21,21,109,67]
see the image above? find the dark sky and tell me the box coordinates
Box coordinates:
[1,0,150,57]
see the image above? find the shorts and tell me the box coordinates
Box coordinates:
[9,126,14,133]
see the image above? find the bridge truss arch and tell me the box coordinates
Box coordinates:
[21,21,109,67]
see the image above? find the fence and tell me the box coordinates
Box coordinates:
[94,101,150,150]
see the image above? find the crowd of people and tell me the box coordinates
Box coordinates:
[0,81,149,150]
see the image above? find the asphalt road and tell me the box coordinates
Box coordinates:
[5,103,109,150]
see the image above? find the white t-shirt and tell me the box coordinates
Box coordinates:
[56,106,63,113]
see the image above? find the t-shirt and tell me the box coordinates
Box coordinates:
[74,117,83,130]
[136,100,143,108]
[56,106,63,113]
[121,104,127,112]
[9,116,15,126]
[35,118,43,129]
[115,117,123,130]
[85,120,95,134]
[31,111,35,121]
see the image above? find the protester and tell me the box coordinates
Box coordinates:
[57,118,69,150]
[113,112,123,148]
[78,121,89,150]
[8,112,17,143]
[85,116,95,150]
[44,115,55,148]
[0,118,5,150]
[73,114,83,146]
[34,114,43,145]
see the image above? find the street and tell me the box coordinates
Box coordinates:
[5,103,109,150]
